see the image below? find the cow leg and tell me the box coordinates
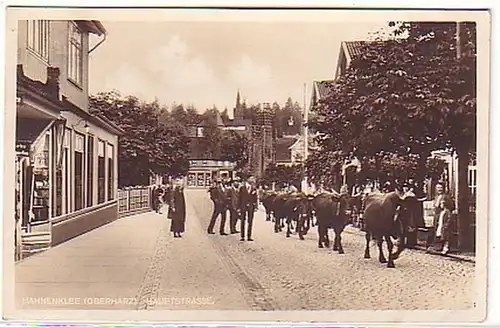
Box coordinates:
[317,223,324,248]
[324,227,330,248]
[286,217,292,238]
[265,209,271,221]
[364,231,371,259]
[334,227,345,254]
[377,237,387,264]
[385,235,396,268]
[333,229,339,251]
[274,214,280,233]
[298,215,305,240]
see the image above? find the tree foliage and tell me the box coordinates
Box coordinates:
[89,91,190,186]
[220,130,249,170]
[307,22,476,248]
[262,164,304,189]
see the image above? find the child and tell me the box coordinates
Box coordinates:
[435,196,454,255]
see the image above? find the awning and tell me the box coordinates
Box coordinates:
[16,117,53,145]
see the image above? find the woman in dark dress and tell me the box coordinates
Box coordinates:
[170,179,186,238]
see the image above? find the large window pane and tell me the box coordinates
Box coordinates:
[74,152,83,210]
[87,136,94,207]
[27,20,49,60]
[68,22,83,85]
[97,140,105,204]
[107,144,114,200]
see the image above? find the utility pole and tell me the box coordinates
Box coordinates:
[301,82,309,194]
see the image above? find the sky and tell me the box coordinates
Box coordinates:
[88,21,389,116]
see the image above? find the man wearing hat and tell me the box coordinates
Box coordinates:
[226,177,241,234]
[238,175,258,241]
[207,178,228,235]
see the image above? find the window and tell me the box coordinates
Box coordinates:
[97,140,105,204]
[27,20,49,60]
[87,136,94,207]
[63,129,71,214]
[107,144,114,200]
[74,133,85,211]
[68,22,83,85]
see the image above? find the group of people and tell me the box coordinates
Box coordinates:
[151,179,187,238]
[207,176,259,242]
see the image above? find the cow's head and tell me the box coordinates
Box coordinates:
[395,193,423,234]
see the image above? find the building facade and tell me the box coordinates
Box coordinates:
[249,103,275,179]
[15,20,122,258]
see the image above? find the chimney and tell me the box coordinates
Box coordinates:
[46,67,61,100]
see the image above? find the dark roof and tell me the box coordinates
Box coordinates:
[342,41,367,59]
[75,20,107,36]
[315,80,336,100]
[275,137,298,162]
[16,117,53,143]
[225,118,252,127]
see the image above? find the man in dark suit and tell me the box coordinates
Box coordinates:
[207,179,228,235]
[226,178,241,234]
[238,176,258,241]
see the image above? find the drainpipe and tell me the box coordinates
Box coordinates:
[89,31,107,54]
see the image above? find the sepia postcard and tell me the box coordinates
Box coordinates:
[2,6,490,324]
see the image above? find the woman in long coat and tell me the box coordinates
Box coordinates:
[170,179,186,238]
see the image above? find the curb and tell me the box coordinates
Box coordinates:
[342,227,476,264]
[256,207,475,264]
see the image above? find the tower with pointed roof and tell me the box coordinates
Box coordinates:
[234,89,243,120]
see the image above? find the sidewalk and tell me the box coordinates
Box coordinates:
[15,211,167,310]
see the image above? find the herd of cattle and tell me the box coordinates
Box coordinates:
[260,189,424,268]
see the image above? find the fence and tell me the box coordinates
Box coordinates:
[118,187,152,216]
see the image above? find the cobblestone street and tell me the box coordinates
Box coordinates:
[16,190,476,311]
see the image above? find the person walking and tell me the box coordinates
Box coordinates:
[238,176,258,242]
[435,195,455,255]
[227,178,241,234]
[169,179,186,238]
[207,179,229,235]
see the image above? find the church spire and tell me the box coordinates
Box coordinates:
[236,89,241,107]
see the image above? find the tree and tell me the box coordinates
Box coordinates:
[89,91,191,186]
[220,130,249,170]
[199,108,223,158]
[263,164,304,189]
[309,22,476,248]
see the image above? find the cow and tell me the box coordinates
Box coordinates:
[281,193,313,240]
[362,191,424,268]
[272,193,291,233]
[311,192,351,253]
[261,190,278,222]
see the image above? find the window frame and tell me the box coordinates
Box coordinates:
[97,139,106,204]
[67,21,83,87]
[27,20,50,62]
[73,132,85,211]
[87,135,94,207]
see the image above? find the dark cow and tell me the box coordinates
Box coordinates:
[272,193,291,233]
[362,191,424,268]
[261,191,278,222]
[282,193,313,239]
[311,192,351,253]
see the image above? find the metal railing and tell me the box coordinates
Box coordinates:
[118,187,152,216]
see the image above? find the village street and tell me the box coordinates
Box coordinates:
[16,190,475,311]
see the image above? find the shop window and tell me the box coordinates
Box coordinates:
[68,22,83,86]
[97,140,105,204]
[27,20,49,61]
[63,129,71,213]
[52,131,62,217]
[107,144,114,200]
[74,133,84,211]
[31,133,51,222]
[87,136,94,207]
